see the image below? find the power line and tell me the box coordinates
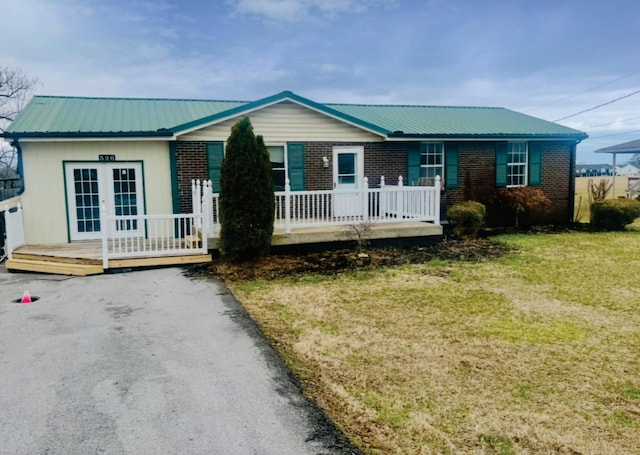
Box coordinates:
[585,114,640,130]
[553,89,640,122]
[588,128,640,139]
[524,69,640,113]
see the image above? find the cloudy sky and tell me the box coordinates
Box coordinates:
[3,0,640,163]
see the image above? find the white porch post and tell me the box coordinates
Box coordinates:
[397,176,405,218]
[101,203,109,270]
[192,179,202,230]
[191,179,197,217]
[362,177,369,222]
[201,179,213,237]
[379,175,387,215]
[434,175,442,225]
[612,153,617,198]
[284,179,291,234]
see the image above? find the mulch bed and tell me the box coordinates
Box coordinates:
[190,239,512,282]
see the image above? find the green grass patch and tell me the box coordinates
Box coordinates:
[229,230,640,454]
[479,434,516,455]
[482,316,585,344]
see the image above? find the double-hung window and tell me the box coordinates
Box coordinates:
[419,142,444,186]
[267,145,286,191]
[507,142,528,187]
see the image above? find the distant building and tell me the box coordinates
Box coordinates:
[615,163,640,176]
[575,164,614,177]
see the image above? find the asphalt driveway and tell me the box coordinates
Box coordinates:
[0,265,358,455]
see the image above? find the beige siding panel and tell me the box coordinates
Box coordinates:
[20,141,172,245]
[179,101,382,142]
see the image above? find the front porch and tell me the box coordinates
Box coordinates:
[2,176,442,275]
[5,221,441,275]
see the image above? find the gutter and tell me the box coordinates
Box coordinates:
[2,130,175,140]
[386,132,589,141]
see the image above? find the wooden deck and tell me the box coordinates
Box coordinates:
[6,242,213,276]
[5,221,441,276]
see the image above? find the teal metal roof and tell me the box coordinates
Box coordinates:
[4,91,587,140]
[6,96,245,137]
[326,103,586,138]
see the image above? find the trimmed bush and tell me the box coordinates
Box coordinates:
[447,201,486,238]
[483,187,553,228]
[590,198,640,231]
[219,117,275,261]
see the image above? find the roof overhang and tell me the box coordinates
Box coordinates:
[386,132,588,142]
[594,139,640,154]
[2,130,176,143]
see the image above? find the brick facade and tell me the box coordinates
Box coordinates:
[303,142,407,190]
[445,141,574,224]
[174,139,575,224]
[175,141,209,213]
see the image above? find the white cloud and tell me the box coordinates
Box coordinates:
[226,0,388,22]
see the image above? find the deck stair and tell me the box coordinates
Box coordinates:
[6,251,104,276]
[4,243,212,276]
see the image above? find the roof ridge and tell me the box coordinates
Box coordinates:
[32,95,250,103]
[327,102,505,110]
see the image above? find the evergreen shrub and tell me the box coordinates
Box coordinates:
[447,201,486,238]
[219,117,275,261]
[590,198,640,231]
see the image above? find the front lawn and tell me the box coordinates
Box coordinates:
[228,231,640,454]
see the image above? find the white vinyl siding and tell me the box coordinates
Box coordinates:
[19,141,172,244]
[179,101,382,142]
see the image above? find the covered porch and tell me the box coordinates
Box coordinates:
[2,177,442,275]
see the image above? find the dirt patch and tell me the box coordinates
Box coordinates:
[191,239,512,282]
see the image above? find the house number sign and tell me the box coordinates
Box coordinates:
[99,154,116,161]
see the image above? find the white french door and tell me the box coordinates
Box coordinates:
[333,146,364,217]
[65,163,144,241]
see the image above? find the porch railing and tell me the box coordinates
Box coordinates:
[194,175,441,236]
[2,202,25,260]
[100,209,207,269]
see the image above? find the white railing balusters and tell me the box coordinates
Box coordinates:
[196,174,441,237]
[101,213,207,268]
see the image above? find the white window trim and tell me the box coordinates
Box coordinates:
[267,143,287,190]
[419,142,444,186]
[507,142,528,188]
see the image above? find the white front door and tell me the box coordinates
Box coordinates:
[333,146,364,217]
[65,163,145,241]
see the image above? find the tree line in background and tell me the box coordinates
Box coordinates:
[0,67,39,178]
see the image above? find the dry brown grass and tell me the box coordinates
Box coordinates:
[574,176,630,222]
[230,231,640,454]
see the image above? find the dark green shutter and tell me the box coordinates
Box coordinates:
[287,142,305,191]
[206,142,224,192]
[528,142,543,186]
[496,142,508,187]
[444,144,459,189]
[407,143,421,185]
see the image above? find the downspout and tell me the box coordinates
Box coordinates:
[12,138,25,195]
[568,141,577,223]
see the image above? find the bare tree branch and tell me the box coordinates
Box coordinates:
[0,67,39,175]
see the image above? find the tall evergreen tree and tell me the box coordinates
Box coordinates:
[219,117,275,261]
